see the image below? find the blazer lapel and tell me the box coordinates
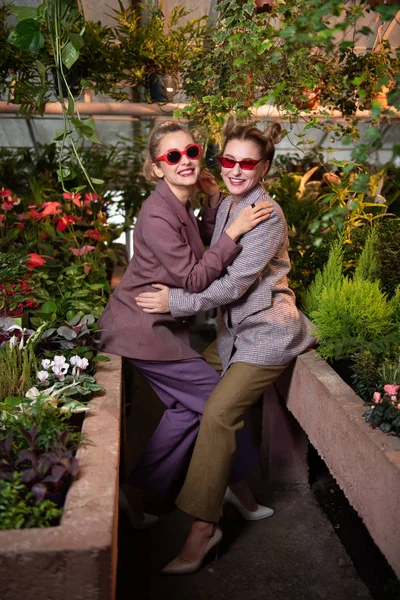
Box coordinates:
[156,180,205,259]
[212,198,232,245]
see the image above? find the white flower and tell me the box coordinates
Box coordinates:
[70,355,89,370]
[36,370,49,383]
[51,355,69,368]
[70,355,89,376]
[6,323,22,333]
[52,363,69,379]
[25,387,40,400]
[50,355,69,380]
[69,355,81,367]
[79,357,89,371]
[41,359,51,370]
[9,336,18,348]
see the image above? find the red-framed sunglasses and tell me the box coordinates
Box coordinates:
[154,143,202,165]
[216,156,262,170]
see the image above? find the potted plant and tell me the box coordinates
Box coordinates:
[113,3,209,103]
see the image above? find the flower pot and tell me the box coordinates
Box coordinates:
[148,73,178,103]
[372,85,390,109]
[255,0,274,14]
[295,87,321,110]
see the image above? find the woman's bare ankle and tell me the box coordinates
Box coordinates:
[192,519,214,534]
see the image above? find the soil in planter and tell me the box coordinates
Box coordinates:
[309,444,400,600]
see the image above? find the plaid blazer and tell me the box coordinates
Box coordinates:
[169,184,315,372]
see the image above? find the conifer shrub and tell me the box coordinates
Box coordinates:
[304,231,398,363]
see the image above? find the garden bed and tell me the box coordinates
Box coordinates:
[263,349,400,579]
[0,353,122,600]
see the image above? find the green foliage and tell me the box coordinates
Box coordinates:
[0,473,62,530]
[112,3,209,89]
[375,220,400,297]
[304,235,344,317]
[353,227,379,282]
[304,232,397,362]
[0,338,37,400]
[351,349,382,402]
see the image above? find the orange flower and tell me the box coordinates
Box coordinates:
[40,202,63,217]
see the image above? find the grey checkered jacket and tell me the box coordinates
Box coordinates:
[169,184,315,373]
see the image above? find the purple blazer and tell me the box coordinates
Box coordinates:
[97,180,242,361]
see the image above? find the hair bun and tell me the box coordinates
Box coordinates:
[263,122,282,145]
[222,116,237,138]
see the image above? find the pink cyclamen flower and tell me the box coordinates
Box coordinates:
[373,392,381,404]
[69,245,96,256]
[384,384,399,396]
[37,370,49,384]
[41,359,51,370]
[0,189,13,197]
[50,355,69,380]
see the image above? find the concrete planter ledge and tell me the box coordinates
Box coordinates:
[262,349,400,579]
[0,353,122,600]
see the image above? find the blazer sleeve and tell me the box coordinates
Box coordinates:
[145,210,242,293]
[168,207,286,317]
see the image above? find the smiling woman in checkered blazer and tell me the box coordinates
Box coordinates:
[136,120,315,574]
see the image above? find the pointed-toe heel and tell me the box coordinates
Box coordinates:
[161,526,223,575]
[224,487,274,521]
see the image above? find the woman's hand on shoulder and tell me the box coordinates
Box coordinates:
[135,284,170,313]
[226,200,273,242]
[197,169,221,208]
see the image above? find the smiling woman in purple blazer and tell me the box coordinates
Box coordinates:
[97,121,272,523]
[136,120,315,573]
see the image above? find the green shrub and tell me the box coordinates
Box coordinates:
[305,230,397,362]
[0,473,61,530]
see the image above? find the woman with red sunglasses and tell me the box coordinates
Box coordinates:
[136,120,314,572]
[98,121,272,524]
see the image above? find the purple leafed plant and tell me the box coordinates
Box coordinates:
[0,426,79,502]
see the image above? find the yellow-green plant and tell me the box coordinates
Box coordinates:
[0,337,37,400]
[304,230,396,362]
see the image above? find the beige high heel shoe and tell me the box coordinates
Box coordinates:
[224,487,274,520]
[161,526,223,575]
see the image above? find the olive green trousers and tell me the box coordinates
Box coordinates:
[176,340,288,522]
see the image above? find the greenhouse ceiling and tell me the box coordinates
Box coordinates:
[0,0,399,162]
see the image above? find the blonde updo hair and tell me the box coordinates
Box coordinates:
[143,121,194,183]
[222,118,282,174]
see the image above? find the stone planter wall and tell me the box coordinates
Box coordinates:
[0,353,122,600]
[262,349,400,579]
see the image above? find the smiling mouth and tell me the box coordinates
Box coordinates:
[178,168,195,176]
[229,177,245,184]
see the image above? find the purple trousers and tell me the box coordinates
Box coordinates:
[127,357,259,495]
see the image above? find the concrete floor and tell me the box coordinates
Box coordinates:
[116,327,373,600]
[116,480,372,600]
